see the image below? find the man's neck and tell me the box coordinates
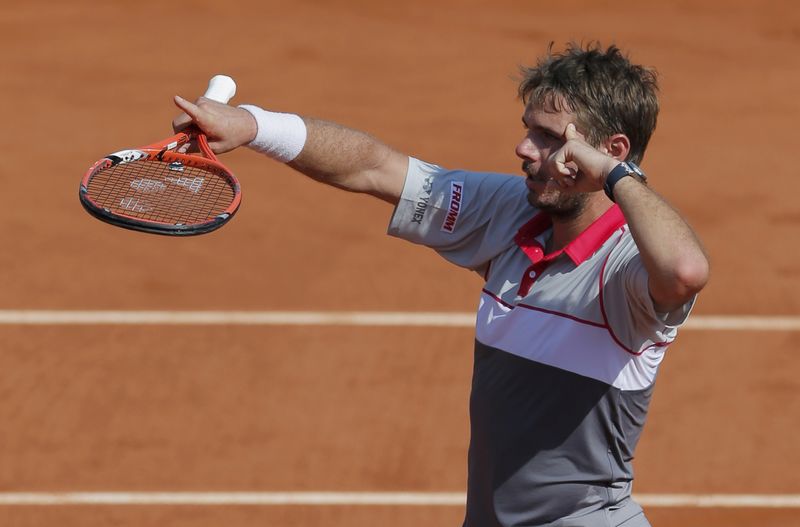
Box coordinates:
[546,196,614,254]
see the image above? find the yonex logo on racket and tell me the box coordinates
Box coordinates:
[119,197,152,213]
[130,179,167,193]
[166,176,205,193]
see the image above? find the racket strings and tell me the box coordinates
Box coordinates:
[87,160,236,225]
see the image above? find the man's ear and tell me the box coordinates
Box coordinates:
[604,133,631,161]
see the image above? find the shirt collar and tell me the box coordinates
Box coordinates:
[514,204,626,265]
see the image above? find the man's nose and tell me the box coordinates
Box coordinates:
[515,137,539,161]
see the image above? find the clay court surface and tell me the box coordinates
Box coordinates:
[1,0,799,526]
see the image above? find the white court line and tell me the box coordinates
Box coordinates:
[0,492,798,508]
[0,311,475,327]
[0,311,798,330]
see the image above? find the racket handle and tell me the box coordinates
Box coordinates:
[204,75,237,104]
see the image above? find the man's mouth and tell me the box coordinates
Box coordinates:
[523,170,548,186]
[526,174,547,183]
[521,161,532,175]
[525,176,547,192]
[522,162,546,183]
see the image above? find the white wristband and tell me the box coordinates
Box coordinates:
[238,104,307,163]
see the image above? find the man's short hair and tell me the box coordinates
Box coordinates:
[518,42,659,165]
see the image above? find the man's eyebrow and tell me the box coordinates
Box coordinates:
[522,116,563,137]
[541,125,563,137]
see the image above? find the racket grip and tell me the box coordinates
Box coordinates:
[204,75,237,104]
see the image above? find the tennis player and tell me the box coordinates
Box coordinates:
[173,42,709,527]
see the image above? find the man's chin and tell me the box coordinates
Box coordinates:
[526,190,558,209]
[526,191,588,220]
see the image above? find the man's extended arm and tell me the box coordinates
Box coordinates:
[287,118,407,204]
[172,96,408,204]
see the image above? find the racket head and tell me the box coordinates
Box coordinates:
[80,133,241,236]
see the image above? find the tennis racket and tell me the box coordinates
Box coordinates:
[80,75,241,236]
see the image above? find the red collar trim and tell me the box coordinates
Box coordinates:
[514,204,626,265]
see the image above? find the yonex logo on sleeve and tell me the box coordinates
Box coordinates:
[412,175,434,224]
[441,181,464,233]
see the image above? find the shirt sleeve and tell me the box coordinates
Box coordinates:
[387,157,534,272]
[601,230,696,352]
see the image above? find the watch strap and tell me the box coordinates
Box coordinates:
[603,161,646,202]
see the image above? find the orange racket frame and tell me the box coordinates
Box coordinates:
[80,75,240,236]
[80,130,241,235]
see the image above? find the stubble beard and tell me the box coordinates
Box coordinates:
[523,163,589,220]
[527,190,589,220]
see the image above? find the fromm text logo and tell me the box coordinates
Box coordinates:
[441,181,464,233]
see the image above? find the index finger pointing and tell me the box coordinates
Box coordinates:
[172,95,204,133]
[173,95,202,119]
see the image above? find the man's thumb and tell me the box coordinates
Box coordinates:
[565,122,578,140]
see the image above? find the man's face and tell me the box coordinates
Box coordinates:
[516,101,589,219]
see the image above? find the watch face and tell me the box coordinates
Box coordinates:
[625,162,646,180]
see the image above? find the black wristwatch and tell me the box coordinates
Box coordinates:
[603,161,647,202]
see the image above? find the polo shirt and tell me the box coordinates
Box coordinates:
[388,158,694,527]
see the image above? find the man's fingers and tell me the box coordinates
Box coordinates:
[172,114,192,133]
[172,95,202,133]
[174,95,202,118]
[553,149,572,175]
[171,95,243,153]
[556,162,574,176]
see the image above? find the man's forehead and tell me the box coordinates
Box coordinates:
[523,100,574,126]
[526,91,573,113]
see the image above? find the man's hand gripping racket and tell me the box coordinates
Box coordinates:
[80,75,241,235]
